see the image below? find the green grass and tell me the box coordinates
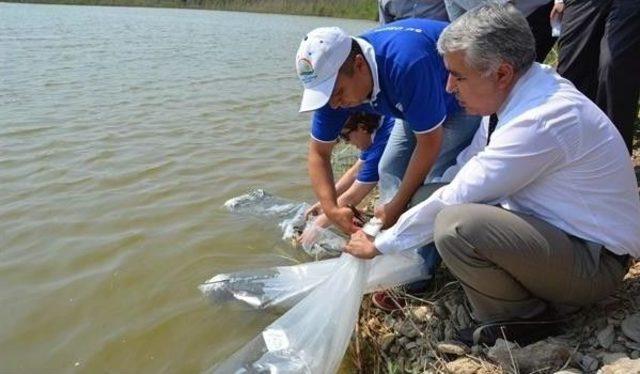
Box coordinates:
[5,0,379,20]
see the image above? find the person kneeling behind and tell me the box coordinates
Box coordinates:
[300,112,392,245]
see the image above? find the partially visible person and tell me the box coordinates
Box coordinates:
[300,113,393,244]
[345,3,640,346]
[553,0,640,154]
[444,0,557,62]
[379,0,449,23]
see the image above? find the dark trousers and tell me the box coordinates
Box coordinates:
[557,0,640,154]
[527,1,557,63]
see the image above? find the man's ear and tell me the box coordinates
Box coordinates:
[495,62,515,90]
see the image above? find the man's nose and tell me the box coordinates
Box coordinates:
[445,74,456,94]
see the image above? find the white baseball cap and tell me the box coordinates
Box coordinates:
[295,27,352,112]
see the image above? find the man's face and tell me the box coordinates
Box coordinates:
[443,51,511,116]
[328,55,373,109]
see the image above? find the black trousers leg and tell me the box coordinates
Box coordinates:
[596,0,640,153]
[557,0,610,100]
[526,1,557,63]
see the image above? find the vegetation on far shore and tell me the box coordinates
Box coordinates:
[4,0,379,20]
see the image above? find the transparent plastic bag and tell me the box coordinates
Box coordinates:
[224,189,346,259]
[297,216,346,259]
[208,254,368,374]
[198,259,336,313]
[199,250,427,312]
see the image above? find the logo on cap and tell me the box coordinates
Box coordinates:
[297,58,317,85]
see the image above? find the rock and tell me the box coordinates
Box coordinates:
[581,355,599,372]
[434,302,448,318]
[397,336,409,347]
[444,299,458,316]
[609,343,627,353]
[398,322,419,339]
[436,341,470,356]
[622,313,640,343]
[488,340,572,373]
[410,306,431,322]
[457,304,471,327]
[445,357,493,374]
[597,357,640,374]
[625,341,640,351]
[471,344,482,355]
[380,332,395,351]
[390,344,400,354]
[602,353,629,365]
[444,320,455,341]
[598,325,616,349]
[405,341,418,350]
[554,370,582,374]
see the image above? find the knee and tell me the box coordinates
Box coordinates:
[434,205,469,258]
[434,204,489,257]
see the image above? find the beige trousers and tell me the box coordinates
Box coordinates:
[433,202,628,322]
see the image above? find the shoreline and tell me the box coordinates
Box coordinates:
[1,0,379,20]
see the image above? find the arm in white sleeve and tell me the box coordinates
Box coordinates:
[374,119,565,254]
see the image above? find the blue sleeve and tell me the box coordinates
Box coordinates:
[356,116,394,183]
[310,106,350,142]
[397,58,447,133]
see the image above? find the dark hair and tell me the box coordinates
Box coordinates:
[343,112,381,133]
[338,39,363,77]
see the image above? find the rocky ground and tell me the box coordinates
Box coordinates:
[349,144,640,374]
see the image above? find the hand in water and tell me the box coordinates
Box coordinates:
[345,230,380,259]
[298,221,321,248]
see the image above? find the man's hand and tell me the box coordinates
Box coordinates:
[550,1,565,22]
[374,201,405,229]
[345,230,381,259]
[298,222,320,248]
[326,206,359,234]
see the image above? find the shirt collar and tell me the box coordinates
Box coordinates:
[496,63,540,121]
[353,37,380,103]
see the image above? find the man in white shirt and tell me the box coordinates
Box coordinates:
[345,3,640,346]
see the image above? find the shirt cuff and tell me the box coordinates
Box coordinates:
[374,229,397,254]
[554,0,563,4]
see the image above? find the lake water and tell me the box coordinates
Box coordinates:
[0,3,375,372]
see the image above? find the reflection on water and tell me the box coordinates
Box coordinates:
[0,3,375,372]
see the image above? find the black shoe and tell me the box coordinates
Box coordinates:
[454,315,567,347]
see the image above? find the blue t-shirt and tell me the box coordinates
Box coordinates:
[357,116,394,183]
[310,18,460,142]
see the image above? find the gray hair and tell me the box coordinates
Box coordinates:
[437,2,536,76]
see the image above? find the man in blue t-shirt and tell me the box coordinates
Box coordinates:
[295,20,479,236]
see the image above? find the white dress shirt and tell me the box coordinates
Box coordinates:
[375,63,640,257]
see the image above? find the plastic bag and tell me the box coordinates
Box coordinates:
[208,254,368,374]
[199,250,427,312]
[224,189,346,259]
[297,216,346,259]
